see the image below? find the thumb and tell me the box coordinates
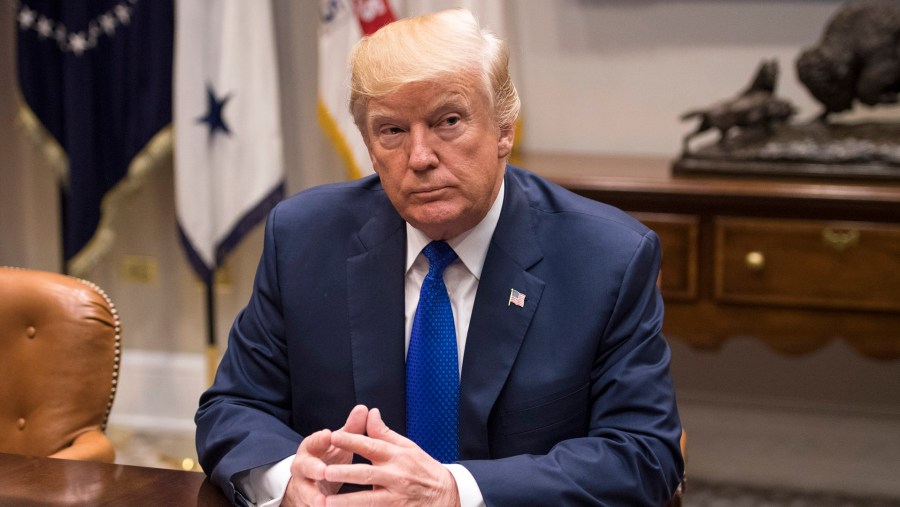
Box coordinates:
[302,429,334,458]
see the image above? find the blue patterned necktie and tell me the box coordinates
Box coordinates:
[407,240,459,463]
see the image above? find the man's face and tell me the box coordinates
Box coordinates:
[364,72,514,240]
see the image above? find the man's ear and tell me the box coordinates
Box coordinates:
[498,125,515,159]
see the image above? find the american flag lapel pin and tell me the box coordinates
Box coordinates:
[508,288,526,307]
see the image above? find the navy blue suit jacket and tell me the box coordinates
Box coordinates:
[196,165,683,506]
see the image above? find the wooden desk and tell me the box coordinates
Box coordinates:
[520,152,900,360]
[0,452,230,506]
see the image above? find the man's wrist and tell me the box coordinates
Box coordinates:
[444,465,462,507]
[234,455,294,506]
[444,464,485,507]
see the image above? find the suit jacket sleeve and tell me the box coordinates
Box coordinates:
[195,206,302,501]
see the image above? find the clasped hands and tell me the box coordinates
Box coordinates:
[283,405,461,507]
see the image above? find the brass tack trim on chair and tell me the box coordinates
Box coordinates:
[73,276,122,432]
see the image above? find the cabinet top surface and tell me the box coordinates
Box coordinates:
[518,152,900,205]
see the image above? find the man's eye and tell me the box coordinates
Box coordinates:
[381,127,403,135]
[443,116,461,126]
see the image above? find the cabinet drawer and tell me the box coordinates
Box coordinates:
[632,212,699,301]
[715,217,900,312]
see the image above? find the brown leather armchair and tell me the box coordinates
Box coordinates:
[0,267,121,462]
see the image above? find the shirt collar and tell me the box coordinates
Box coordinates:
[405,179,505,280]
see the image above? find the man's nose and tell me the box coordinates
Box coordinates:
[408,125,438,171]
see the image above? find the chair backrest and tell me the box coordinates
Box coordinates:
[0,267,121,459]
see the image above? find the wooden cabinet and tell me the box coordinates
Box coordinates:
[521,152,900,360]
[714,217,900,313]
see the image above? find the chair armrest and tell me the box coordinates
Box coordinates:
[48,429,116,463]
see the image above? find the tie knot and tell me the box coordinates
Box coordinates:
[423,241,457,276]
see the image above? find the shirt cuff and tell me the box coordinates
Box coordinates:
[233,455,294,507]
[445,463,486,507]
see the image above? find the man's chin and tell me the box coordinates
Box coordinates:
[407,207,490,240]
[406,210,463,239]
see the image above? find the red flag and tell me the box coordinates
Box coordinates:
[353,0,395,35]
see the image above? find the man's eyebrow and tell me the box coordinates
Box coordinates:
[367,111,395,125]
[439,93,472,112]
[366,105,405,128]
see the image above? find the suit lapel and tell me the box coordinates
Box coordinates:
[347,201,408,432]
[459,170,545,459]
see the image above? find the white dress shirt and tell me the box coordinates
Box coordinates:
[235,182,505,506]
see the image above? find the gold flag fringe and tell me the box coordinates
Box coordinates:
[15,93,68,185]
[16,92,173,278]
[68,126,173,277]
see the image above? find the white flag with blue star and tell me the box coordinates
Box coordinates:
[174,0,284,283]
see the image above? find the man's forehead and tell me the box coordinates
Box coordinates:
[367,89,472,118]
[366,79,483,120]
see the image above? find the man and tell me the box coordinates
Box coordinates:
[196,8,683,506]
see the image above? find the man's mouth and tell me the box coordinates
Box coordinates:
[411,186,449,198]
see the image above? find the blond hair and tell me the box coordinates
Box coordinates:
[349,8,520,139]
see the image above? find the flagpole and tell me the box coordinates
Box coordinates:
[205,277,218,386]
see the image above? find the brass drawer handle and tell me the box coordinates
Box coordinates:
[821,228,859,251]
[745,251,765,271]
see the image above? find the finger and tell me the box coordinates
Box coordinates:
[367,408,414,448]
[296,430,333,481]
[296,456,328,483]
[330,431,394,463]
[301,429,334,458]
[323,463,388,488]
[323,488,391,507]
[340,404,369,435]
